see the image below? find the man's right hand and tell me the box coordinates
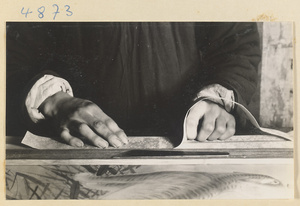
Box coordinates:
[38,91,128,148]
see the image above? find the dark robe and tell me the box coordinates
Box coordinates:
[6,22,261,144]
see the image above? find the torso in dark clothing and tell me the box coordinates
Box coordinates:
[6,22,261,140]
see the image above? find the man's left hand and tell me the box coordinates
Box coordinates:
[185,101,236,141]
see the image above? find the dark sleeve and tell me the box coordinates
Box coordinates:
[6,23,96,135]
[6,23,64,135]
[195,22,262,127]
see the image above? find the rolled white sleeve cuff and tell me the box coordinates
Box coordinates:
[194,84,235,113]
[25,74,73,123]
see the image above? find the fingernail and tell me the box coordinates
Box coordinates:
[95,140,108,149]
[120,133,129,144]
[110,136,123,148]
[123,139,129,145]
[75,140,84,147]
[113,140,122,148]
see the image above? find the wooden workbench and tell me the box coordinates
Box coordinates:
[6,134,294,165]
[5,134,294,199]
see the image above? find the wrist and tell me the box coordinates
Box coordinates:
[194,84,235,113]
[25,74,74,123]
[39,91,73,118]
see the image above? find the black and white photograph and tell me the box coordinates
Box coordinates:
[5,21,294,200]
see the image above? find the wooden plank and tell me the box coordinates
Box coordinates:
[6,148,293,160]
[6,158,294,166]
[6,134,294,166]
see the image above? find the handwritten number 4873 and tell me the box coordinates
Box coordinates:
[21,5,73,19]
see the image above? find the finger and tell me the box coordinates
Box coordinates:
[77,123,109,148]
[196,114,216,142]
[73,108,117,141]
[75,107,125,147]
[88,106,109,120]
[185,101,208,140]
[92,121,123,148]
[218,117,236,140]
[115,129,128,145]
[104,118,128,144]
[207,116,227,141]
[79,108,128,145]
[196,103,221,141]
[60,129,84,147]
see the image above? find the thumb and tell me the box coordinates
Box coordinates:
[184,101,208,140]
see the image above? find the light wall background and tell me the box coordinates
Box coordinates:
[249,22,293,130]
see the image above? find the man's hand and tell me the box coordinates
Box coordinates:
[185,101,235,141]
[39,91,128,148]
